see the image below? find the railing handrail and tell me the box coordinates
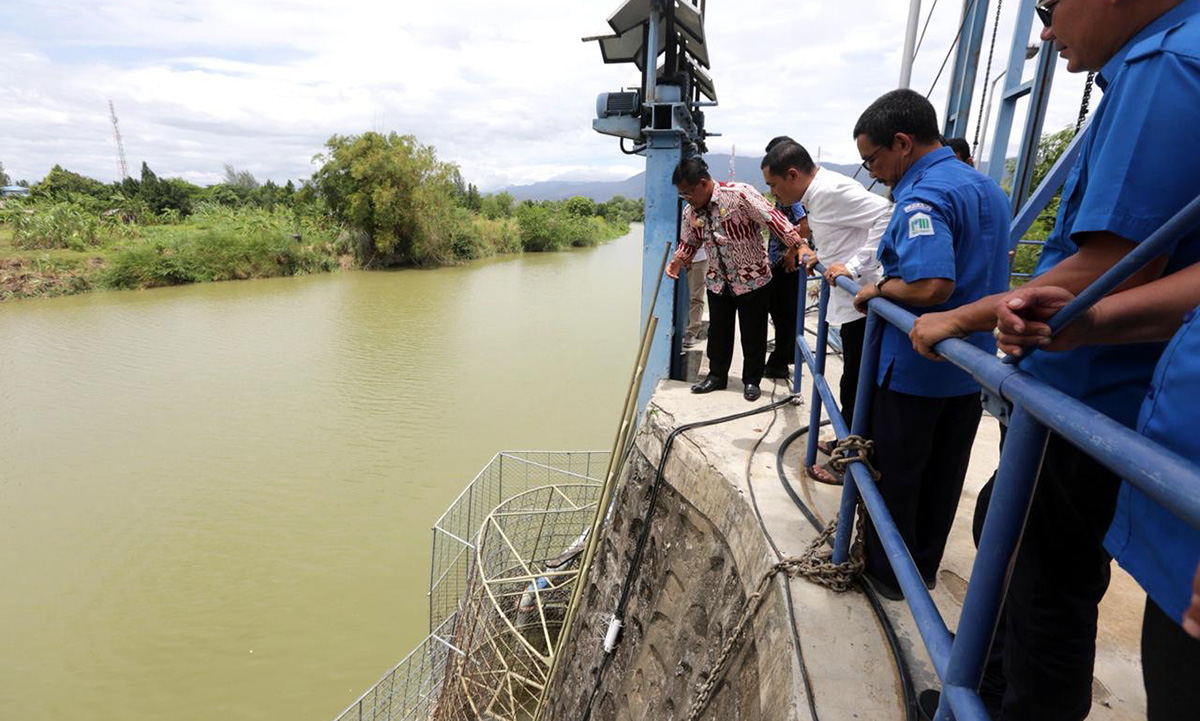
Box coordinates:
[795,188,1200,721]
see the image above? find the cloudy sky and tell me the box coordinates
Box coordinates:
[0,0,1089,190]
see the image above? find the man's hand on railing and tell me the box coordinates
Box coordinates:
[852,284,878,315]
[801,245,819,276]
[1185,562,1200,640]
[996,286,1094,355]
[823,262,852,287]
[910,310,971,360]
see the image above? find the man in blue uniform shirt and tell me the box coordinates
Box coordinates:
[910,1,1200,717]
[848,89,1011,600]
[992,263,1200,720]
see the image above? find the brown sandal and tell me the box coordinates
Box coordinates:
[806,462,844,486]
[816,439,836,456]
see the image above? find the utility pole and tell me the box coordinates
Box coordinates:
[109,100,129,180]
[899,0,922,88]
[729,144,736,181]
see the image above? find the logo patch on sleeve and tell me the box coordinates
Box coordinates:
[904,202,932,214]
[908,212,935,238]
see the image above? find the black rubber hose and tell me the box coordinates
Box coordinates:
[776,427,920,721]
[580,396,797,721]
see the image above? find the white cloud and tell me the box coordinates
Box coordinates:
[0,0,1092,190]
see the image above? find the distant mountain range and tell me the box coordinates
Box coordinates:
[499,154,878,202]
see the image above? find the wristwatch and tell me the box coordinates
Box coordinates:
[875,276,893,294]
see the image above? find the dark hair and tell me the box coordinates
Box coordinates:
[852,89,941,147]
[761,141,816,177]
[947,137,972,162]
[764,135,794,153]
[672,157,710,186]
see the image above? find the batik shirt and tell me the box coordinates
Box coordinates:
[675,181,802,296]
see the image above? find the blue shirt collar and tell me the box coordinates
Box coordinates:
[1097,0,1200,88]
[894,146,956,198]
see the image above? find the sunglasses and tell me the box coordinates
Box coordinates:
[1036,0,1060,27]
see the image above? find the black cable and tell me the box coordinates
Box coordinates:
[775,428,920,721]
[910,0,942,62]
[579,395,798,721]
[927,0,981,99]
[742,380,821,721]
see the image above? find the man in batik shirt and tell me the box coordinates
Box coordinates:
[666,157,812,401]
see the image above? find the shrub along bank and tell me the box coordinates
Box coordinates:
[0,133,642,301]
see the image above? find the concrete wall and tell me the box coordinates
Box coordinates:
[541,404,807,721]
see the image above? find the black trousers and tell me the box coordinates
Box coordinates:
[1143,596,1200,720]
[705,284,769,386]
[976,433,1122,721]
[766,262,800,369]
[838,317,867,429]
[864,381,983,589]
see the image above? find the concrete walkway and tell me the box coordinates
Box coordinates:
[650,308,1146,720]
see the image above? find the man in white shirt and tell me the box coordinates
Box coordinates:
[761,141,893,483]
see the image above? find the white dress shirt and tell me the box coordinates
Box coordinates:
[801,167,894,325]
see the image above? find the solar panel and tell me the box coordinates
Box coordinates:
[603,0,709,68]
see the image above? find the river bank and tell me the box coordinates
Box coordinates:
[0,216,633,302]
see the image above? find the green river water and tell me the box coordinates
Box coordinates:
[0,226,642,720]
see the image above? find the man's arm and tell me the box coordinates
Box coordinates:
[666,208,702,279]
[741,186,806,249]
[992,260,1200,353]
[838,190,893,279]
[854,277,954,314]
[910,231,1169,359]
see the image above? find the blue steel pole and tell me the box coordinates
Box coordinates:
[1009,44,1057,208]
[832,309,882,564]
[943,0,992,139]
[804,282,832,470]
[986,0,1038,186]
[792,273,809,395]
[634,132,685,412]
[934,406,1050,721]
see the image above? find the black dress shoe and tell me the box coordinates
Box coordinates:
[861,570,904,601]
[743,383,761,401]
[762,365,789,379]
[691,375,727,394]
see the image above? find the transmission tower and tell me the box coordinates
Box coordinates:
[109,99,129,180]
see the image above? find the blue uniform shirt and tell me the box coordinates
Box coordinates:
[768,201,806,266]
[1105,307,1200,624]
[875,146,1011,397]
[1026,0,1200,427]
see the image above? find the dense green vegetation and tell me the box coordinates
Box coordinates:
[0,132,641,301]
[1009,126,1075,284]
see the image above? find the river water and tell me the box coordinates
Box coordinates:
[0,227,642,720]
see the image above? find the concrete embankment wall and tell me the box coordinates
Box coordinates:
[541,402,807,721]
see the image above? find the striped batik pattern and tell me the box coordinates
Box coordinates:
[675,181,801,295]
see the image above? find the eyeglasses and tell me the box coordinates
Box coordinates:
[860,144,887,172]
[1035,0,1060,28]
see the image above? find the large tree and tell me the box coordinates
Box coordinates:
[0,161,10,187]
[311,131,464,266]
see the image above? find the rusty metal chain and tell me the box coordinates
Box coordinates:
[685,506,867,720]
[827,434,881,480]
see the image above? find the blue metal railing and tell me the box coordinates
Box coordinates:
[792,193,1200,721]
